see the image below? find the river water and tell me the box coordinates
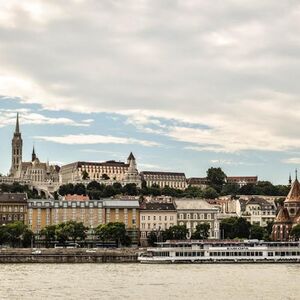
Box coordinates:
[0,264,299,300]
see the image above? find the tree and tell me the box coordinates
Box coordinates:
[184,186,203,198]
[207,167,226,192]
[103,185,116,197]
[2,222,34,247]
[95,222,131,247]
[82,170,89,180]
[58,183,74,196]
[290,224,300,241]
[202,187,219,199]
[73,183,86,195]
[40,225,57,247]
[0,226,8,245]
[55,221,87,244]
[221,183,240,196]
[239,184,256,195]
[55,223,70,244]
[163,225,188,240]
[22,229,34,248]
[191,223,210,239]
[87,181,102,190]
[122,184,138,196]
[147,231,159,246]
[6,222,27,247]
[112,182,123,194]
[250,224,265,240]
[220,217,251,239]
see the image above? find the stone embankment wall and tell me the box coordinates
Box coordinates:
[0,248,140,263]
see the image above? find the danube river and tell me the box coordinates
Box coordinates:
[1,264,299,299]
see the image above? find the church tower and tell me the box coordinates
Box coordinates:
[32,146,36,162]
[10,113,23,177]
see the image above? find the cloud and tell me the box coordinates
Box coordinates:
[0,108,92,127]
[0,1,300,153]
[282,158,300,165]
[34,134,160,147]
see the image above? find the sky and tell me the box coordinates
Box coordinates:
[0,0,300,184]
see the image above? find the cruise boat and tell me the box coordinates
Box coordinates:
[138,240,300,263]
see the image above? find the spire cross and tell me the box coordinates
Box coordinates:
[296,169,298,180]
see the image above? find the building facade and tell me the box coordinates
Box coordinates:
[60,153,141,187]
[187,177,209,189]
[226,176,258,187]
[141,171,187,190]
[27,196,104,233]
[272,178,300,241]
[102,199,140,244]
[174,198,220,239]
[0,193,27,225]
[139,202,177,246]
[242,197,276,227]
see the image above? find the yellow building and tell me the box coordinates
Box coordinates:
[102,199,140,244]
[27,198,104,233]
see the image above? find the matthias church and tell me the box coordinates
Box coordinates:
[9,113,60,184]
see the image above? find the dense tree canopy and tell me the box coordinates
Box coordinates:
[0,222,34,247]
[95,222,131,247]
[191,223,210,239]
[290,225,300,241]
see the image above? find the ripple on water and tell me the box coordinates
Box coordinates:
[0,264,300,300]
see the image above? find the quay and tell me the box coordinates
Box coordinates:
[0,248,140,263]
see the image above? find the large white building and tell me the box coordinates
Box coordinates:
[174,198,220,239]
[60,152,141,187]
[139,202,177,246]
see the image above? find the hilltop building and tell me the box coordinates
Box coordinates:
[59,152,141,187]
[140,171,187,190]
[226,176,258,187]
[272,177,300,241]
[9,114,60,185]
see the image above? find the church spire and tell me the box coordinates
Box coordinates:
[289,173,292,186]
[10,113,23,177]
[15,112,20,134]
[32,145,36,162]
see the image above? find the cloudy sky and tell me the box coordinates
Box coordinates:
[0,0,300,184]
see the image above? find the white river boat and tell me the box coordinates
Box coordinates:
[138,240,300,263]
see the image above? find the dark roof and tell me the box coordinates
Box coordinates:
[285,178,300,202]
[274,207,291,223]
[0,193,27,203]
[245,197,275,209]
[141,171,186,177]
[65,161,129,168]
[127,152,135,160]
[187,177,208,184]
[227,176,258,181]
[141,202,176,211]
